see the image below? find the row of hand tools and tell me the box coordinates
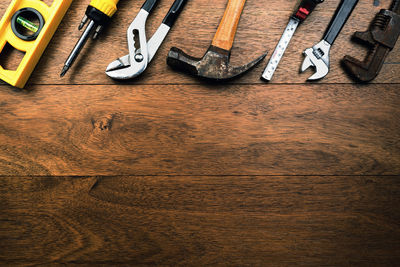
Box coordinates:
[0,0,399,88]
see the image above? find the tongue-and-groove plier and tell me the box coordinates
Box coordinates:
[106,0,188,80]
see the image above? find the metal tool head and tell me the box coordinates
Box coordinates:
[106,9,149,80]
[341,8,400,82]
[167,46,267,81]
[301,40,331,81]
[342,45,390,82]
[106,23,171,79]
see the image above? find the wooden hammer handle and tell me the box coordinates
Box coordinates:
[211,0,247,51]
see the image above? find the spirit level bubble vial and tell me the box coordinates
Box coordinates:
[0,0,72,88]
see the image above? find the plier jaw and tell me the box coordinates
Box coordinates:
[106,9,150,80]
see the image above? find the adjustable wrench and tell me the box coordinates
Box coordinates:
[301,0,359,80]
[342,0,400,82]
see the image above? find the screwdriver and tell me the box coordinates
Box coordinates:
[61,0,119,77]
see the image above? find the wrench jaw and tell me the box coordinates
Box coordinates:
[301,40,331,81]
[342,45,391,82]
[106,9,150,80]
[301,48,316,71]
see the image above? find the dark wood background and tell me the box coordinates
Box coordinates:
[1,0,399,265]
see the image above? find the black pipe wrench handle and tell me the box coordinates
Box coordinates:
[323,0,359,45]
[163,0,188,27]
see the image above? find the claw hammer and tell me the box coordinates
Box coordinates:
[167,0,267,81]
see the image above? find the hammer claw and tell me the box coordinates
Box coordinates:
[227,51,268,80]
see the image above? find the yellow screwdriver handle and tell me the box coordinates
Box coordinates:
[89,0,119,18]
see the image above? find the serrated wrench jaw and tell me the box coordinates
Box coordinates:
[301,40,331,81]
[307,62,329,80]
[106,9,150,80]
[301,49,315,72]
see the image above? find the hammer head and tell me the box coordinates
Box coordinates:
[167,45,267,81]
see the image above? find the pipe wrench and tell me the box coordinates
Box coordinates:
[301,0,359,80]
[106,0,188,80]
[342,0,400,82]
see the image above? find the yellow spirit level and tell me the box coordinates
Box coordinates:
[0,0,72,88]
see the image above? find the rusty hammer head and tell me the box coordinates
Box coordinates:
[166,0,267,81]
[167,45,267,81]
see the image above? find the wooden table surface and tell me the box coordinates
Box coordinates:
[1,0,399,265]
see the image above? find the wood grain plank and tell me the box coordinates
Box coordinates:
[0,83,399,176]
[1,176,399,265]
[0,0,398,86]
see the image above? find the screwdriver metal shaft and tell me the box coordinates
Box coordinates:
[60,20,96,77]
